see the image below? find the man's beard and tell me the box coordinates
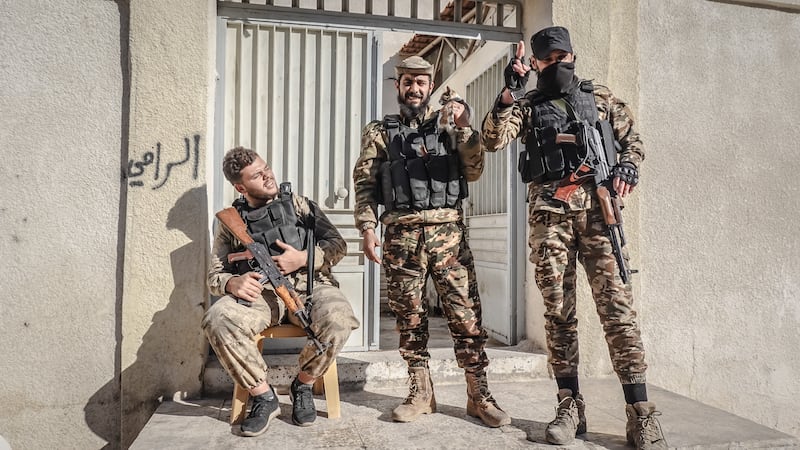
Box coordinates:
[397,92,431,119]
[249,184,278,204]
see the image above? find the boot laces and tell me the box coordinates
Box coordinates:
[552,397,577,425]
[638,411,664,444]
[403,373,422,404]
[249,394,271,418]
[293,384,312,409]
[475,377,495,404]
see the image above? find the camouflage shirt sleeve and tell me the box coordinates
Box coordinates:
[481,95,526,153]
[455,125,484,182]
[594,85,645,168]
[207,218,241,297]
[352,120,386,233]
[294,194,346,273]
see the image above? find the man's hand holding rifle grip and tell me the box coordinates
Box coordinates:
[586,121,639,284]
[216,207,329,355]
[549,121,638,284]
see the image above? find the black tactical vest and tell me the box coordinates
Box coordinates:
[233,182,307,257]
[519,80,599,183]
[378,113,467,211]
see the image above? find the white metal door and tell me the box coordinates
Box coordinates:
[214,20,379,351]
[464,52,526,345]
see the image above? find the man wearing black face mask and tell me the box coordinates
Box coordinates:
[482,26,667,449]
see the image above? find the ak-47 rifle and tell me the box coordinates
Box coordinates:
[215,207,329,355]
[584,121,638,285]
[554,121,638,284]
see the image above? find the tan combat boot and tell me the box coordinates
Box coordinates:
[465,371,511,427]
[392,366,436,422]
[543,389,587,445]
[625,402,668,450]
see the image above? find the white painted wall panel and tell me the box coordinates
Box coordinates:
[218,21,374,350]
[463,55,519,344]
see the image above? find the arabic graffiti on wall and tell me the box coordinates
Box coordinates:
[126,134,201,189]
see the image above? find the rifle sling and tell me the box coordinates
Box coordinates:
[305,210,315,306]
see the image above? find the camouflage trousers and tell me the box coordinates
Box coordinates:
[202,283,359,390]
[529,201,647,385]
[383,221,489,373]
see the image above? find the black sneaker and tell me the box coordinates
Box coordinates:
[240,385,280,437]
[289,377,317,426]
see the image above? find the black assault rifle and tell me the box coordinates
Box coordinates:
[555,121,638,284]
[216,207,329,355]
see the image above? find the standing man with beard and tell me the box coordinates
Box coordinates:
[482,26,667,449]
[352,56,510,428]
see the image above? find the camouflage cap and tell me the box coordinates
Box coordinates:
[395,56,434,78]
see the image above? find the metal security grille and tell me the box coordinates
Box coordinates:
[218,0,523,43]
[461,49,524,344]
[465,54,508,215]
[218,22,373,213]
[215,20,379,351]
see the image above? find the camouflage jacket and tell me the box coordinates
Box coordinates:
[352,105,483,232]
[208,193,346,296]
[482,83,644,213]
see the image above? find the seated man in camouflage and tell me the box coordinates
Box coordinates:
[203,146,359,437]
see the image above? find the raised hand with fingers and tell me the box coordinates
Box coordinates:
[504,40,532,101]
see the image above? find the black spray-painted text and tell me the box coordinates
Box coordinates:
[126,134,200,189]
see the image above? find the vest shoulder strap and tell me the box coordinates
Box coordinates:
[383,114,402,141]
[383,114,404,159]
[279,182,292,202]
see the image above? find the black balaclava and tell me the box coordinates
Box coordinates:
[536,61,578,95]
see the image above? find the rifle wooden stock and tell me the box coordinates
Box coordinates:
[596,186,619,226]
[217,208,298,307]
[595,185,636,284]
[274,284,304,315]
[216,208,255,246]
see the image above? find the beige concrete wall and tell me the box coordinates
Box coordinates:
[120,0,214,447]
[637,0,800,437]
[518,0,800,438]
[523,0,800,438]
[0,2,124,449]
[1,1,215,448]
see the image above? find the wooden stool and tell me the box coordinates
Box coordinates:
[229,324,340,424]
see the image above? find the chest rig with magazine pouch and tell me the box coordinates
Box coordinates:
[231,182,307,275]
[378,114,468,211]
[518,80,605,184]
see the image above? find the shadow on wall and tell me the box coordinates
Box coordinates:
[84,186,210,449]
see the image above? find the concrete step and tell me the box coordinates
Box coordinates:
[133,377,800,449]
[203,346,551,396]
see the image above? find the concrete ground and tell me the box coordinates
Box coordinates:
[134,314,800,449]
[132,377,799,449]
